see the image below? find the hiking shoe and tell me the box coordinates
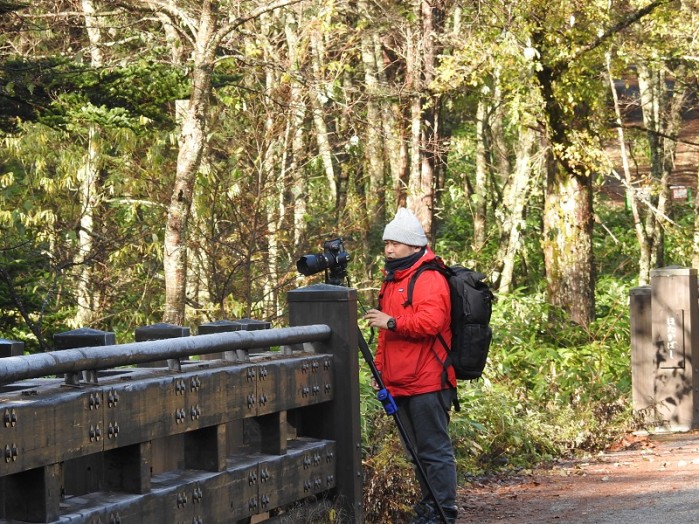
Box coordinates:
[409,502,458,524]
[409,501,434,524]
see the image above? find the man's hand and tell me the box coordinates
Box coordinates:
[363,308,392,330]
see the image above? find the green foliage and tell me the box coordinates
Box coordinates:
[40,60,188,132]
[0,231,72,351]
[593,196,640,278]
[452,381,561,472]
[491,278,632,406]
[664,199,696,266]
[0,56,188,133]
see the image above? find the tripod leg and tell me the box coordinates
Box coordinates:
[358,328,449,524]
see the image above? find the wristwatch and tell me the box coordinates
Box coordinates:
[386,317,397,331]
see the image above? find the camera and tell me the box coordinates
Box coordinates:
[296,238,350,285]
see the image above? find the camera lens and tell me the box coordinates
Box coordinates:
[296,254,328,276]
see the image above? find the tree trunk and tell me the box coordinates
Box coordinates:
[359,0,386,229]
[535,55,596,326]
[262,10,284,319]
[607,53,651,284]
[473,98,488,252]
[74,0,104,328]
[380,32,405,207]
[542,162,595,325]
[163,5,215,326]
[74,124,102,328]
[405,0,444,239]
[284,7,309,266]
[637,63,664,276]
[636,62,688,279]
[309,29,338,206]
[494,124,538,294]
[693,164,699,269]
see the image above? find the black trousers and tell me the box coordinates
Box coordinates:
[396,389,457,509]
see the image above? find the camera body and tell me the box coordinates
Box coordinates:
[296,238,350,285]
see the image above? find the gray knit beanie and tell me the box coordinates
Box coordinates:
[382,208,428,247]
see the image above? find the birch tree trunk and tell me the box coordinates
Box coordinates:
[494,124,538,294]
[309,29,338,206]
[636,62,687,281]
[607,53,651,284]
[284,10,308,252]
[637,63,665,274]
[472,98,488,252]
[74,0,104,328]
[261,10,283,319]
[163,4,215,326]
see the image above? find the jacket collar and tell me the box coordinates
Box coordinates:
[382,246,436,282]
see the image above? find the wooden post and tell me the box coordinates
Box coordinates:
[197,319,241,361]
[287,284,363,522]
[232,318,272,354]
[134,322,190,369]
[53,327,116,385]
[53,328,117,498]
[0,338,24,358]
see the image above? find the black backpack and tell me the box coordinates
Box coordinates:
[403,258,494,381]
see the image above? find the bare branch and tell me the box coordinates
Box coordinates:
[212,0,305,48]
[616,123,699,148]
[113,0,198,37]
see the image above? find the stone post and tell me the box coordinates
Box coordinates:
[650,267,699,431]
[630,286,653,421]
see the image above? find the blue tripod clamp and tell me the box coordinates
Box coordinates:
[376,388,398,416]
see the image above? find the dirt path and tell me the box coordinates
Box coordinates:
[455,431,699,523]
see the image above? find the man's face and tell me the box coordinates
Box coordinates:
[384,240,422,260]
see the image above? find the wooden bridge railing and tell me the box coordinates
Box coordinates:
[0,284,363,524]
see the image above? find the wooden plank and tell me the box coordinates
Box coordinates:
[223,364,259,421]
[254,439,337,513]
[0,399,43,477]
[181,367,229,430]
[293,356,334,408]
[104,375,186,446]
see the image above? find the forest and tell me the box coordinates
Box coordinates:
[1,0,698,520]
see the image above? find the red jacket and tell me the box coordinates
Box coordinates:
[375,247,454,398]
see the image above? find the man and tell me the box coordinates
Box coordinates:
[364,207,459,524]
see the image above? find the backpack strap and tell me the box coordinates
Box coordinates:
[402,259,446,307]
[403,264,432,307]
